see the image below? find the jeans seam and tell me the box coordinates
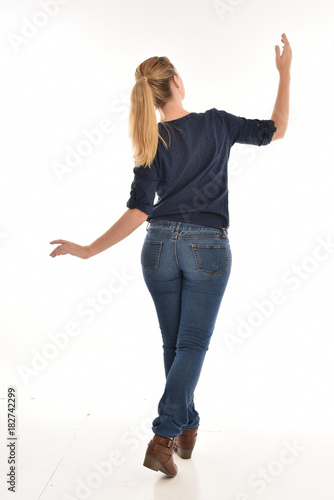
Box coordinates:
[173,238,182,271]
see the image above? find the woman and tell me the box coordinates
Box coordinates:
[50,33,292,478]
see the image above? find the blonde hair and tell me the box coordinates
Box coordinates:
[128,56,178,168]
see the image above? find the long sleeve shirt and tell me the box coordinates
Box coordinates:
[126,107,277,229]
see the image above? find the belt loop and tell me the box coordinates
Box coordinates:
[220,227,227,238]
[173,221,182,239]
[146,221,150,231]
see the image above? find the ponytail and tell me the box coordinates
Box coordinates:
[128,56,177,168]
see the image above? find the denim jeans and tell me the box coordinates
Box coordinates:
[140,219,232,439]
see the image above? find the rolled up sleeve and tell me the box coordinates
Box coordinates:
[218,109,277,146]
[126,165,158,217]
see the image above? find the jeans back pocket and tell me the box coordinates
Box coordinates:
[191,243,228,275]
[141,240,163,270]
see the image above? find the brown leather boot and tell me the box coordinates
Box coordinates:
[175,427,199,459]
[143,434,178,477]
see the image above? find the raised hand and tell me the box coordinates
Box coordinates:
[275,33,292,75]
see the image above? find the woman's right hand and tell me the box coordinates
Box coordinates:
[275,33,292,75]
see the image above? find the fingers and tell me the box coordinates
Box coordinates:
[50,247,67,257]
[50,246,61,257]
[279,33,292,57]
[281,33,290,45]
[49,241,68,257]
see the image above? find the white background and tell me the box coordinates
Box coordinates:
[1,0,334,499]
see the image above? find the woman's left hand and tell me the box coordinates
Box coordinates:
[49,240,90,259]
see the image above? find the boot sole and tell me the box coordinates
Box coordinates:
[143,452,177,477]
[175,446,193,459]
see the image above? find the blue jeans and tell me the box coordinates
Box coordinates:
[140,219,232,439]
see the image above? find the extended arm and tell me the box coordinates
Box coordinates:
[271,72,291,140]
[87,208,148,258]
[49,208,148,259]
[271,33,292,141]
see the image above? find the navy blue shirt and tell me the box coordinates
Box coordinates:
[126,107,277,229]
